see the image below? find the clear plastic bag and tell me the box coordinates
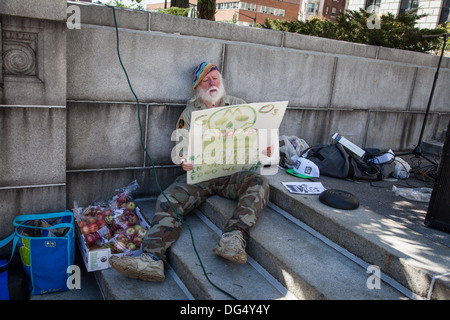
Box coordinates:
[73,180,143,248]
[392,185,432,202]
[110,180,140,210]
[392,157,411,179]
[279,135,310,168]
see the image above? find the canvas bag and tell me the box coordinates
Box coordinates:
[303,143,350,178]
[0,210,75,295]
[304,144,388,181]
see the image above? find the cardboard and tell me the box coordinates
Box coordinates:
[75,207,150,272]
[187,101,288,184]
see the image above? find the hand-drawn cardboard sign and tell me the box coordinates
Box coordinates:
[187,101,288,184]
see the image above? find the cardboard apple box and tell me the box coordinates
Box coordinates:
[75,206,150,272]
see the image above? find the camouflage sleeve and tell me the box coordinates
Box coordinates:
[172,105,193,165]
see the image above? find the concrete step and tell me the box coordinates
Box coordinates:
[265,171,450,300]
[93,199,194,300]
[198,196,407,300]
[95,198,296,300]
[168,210,296,300]
[134,195,407,299]
[422,140,444,157]
[95,263,194,300]
[93,169,450,300]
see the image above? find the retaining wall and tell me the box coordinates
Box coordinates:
[0,0,449,242]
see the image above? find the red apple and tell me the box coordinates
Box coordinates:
[80,225,90,235]
[114,241,126,253]
[127,214,138,224]
[125,227,136,238]
[117,233,130,244]
[85,233,99,246]
[126,202,136,211]
[117,193,127,204]
[126,242,137,251]
[123,220,132,228]
[97,219,106,228]
[136,228,147,239]
[86,217,97,225]
[104,215,114,224]
[83,208,93,216]
[132,237,142,247]
[89,223,99,233]
[120,211,130,222]
[78,221,88,228]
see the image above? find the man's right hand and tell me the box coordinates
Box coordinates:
[181,156,193,172]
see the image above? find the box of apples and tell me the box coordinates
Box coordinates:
[73,191,150,272]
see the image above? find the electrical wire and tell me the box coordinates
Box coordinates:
[107,5,238,300]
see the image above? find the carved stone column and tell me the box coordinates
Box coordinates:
[2,29,38,77]
[0,16,3,104]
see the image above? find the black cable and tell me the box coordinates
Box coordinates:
[107,5,238,300]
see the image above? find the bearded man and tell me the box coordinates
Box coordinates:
[109,62,270,282]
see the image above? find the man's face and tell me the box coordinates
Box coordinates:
[196,69,225,105]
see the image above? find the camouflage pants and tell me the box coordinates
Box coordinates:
[142,171,269,261]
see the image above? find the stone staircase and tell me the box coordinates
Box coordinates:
[93,171,450,300]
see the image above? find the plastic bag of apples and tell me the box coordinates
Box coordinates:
[73,180,147,253]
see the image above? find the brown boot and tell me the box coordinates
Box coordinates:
[213,230,247,264]
[109,253,165,282]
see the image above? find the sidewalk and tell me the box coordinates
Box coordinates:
[297,168,449,248]
[31,156,450,300]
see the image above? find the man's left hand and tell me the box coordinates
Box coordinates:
[262,146,274,158]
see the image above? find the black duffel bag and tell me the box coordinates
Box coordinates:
[303,144,393,181]
[302,143,350,179]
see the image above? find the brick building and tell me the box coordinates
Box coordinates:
[299,0,347,21]
[147,0,301,25]
[322,0,347,20]
[215,0,301,25]
[347,0,450,28]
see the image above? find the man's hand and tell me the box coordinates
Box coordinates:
[181,155,193,172]
[262,146,274,158]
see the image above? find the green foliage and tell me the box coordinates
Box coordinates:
[258,9,448,53]
[197,0,216,20]
[105,0,144,10]
[157,7,190,17]
[102,0,190,17]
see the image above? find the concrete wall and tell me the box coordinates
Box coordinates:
[0,0,449,242]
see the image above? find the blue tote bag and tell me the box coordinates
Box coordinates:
[0,210,75,295]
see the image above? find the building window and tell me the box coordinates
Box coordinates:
[439,0,450,25]
[250,3,285,16]
[240,2,256,11]
[365,0,381,10]
[308,3,315,13]
[217,2,240,10]
[331,7,336,17]
[399,0,420,15]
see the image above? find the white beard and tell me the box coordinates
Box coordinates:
[195,82,226,106]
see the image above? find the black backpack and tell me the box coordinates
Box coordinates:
[303,144,394,181]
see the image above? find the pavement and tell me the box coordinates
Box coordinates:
[29,151,450,301]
